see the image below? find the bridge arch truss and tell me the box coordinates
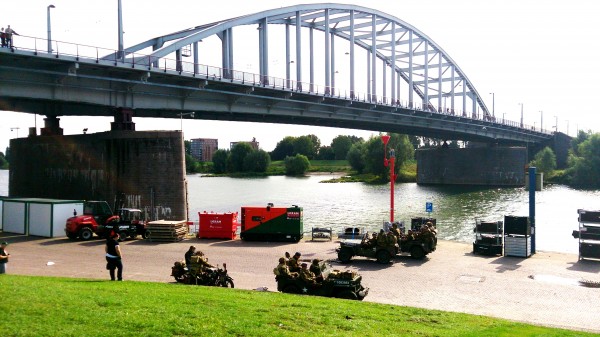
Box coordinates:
[124,4,491,121]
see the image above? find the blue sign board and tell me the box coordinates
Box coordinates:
[426,202,433,213]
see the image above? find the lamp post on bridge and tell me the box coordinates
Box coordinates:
[489,92,495,118]
[179,112,195,132]
[565,120,569,136]
[518,103,524,128]
[10,127,20,138]
[117,0,124,61]
[553,115,558,133]
[539,110,543,132]
[47,4,55,53]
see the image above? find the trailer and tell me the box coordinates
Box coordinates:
[240,204,303,242]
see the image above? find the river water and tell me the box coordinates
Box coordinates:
[2,170,599,254]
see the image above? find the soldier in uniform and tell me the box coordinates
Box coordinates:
[386,230,398,247]
[390,223,401,238]
[185,246,196,267]
[376,229,387,247]
[299,263,317,285]
[309,259,323,280]
[276,257,298,279]
[287,252,302,272]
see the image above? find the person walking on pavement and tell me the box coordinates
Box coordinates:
[0,242,10,274]
[0,28,6,48]
[105,232,123,281]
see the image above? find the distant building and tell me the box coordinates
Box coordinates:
[190,138,218,162]
[230,137,259,150]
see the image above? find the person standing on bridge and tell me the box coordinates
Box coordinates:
[5,25,19,48]
[0,28,7,48]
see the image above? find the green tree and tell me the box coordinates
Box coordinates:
[243,150,271,172]
[307,134,321,157]
[346,141,366,173]
[530,147,556,174]
[331,135,354,160]
[293,136,316,159]
[185,154,200,173]
[284,154,310,176]
[184,140,192,156]
[229,143,254,172]
[364,134,414,178]
[0,152,7,169]
[212,149,230,174]
[569,133,600,189]
[270,136,296,161]
[316,146,335,160]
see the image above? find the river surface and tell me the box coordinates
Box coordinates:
[2,170,599,254]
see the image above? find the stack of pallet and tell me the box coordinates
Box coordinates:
[146,220,188,242]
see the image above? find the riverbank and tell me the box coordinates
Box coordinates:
[2,232,599,333]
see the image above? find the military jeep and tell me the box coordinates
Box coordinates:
[275,262,368,300]
[337,231,436,263]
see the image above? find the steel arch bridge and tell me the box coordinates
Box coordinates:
[0,4,554,145]
[125,4,490,120]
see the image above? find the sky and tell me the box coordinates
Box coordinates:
[2,0,599,153]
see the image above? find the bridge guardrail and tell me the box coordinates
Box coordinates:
[2,35,552,135]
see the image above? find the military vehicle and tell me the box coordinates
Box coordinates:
[337,228,437,263]
[275,261,368,300]
[171,261,234,288]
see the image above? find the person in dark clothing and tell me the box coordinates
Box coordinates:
[105,232,123,281]
[0,241,10,274]
[185,246,196,266]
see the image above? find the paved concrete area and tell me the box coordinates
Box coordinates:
[1,233,599,333]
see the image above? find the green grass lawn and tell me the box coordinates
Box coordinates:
[0,275,594,337]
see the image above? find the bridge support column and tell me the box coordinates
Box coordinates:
[40,115,63,136]
[416,146,527,186]
[111,108,136,131]
[9,130,188,220]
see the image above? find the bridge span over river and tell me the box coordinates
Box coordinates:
[1,4,554,145]
[1,4,569,220]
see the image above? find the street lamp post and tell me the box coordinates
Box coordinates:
[518,103,524,128]
[539,110,543,132]
[489,92,495,118]
[554,115,558,133]
[179,112,195,131]
[117,0,124,61]
[10,127,20,138]
[565,120,569,136]
[47,4,55,53]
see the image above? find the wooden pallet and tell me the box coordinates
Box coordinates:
[146,220,188,242]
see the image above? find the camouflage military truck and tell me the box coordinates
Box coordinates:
[337,229,437,263]
[275,261,368,300]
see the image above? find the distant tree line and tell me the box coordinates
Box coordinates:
[0,147,10,169]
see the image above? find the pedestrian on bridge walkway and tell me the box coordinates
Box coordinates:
[4,25,19,48]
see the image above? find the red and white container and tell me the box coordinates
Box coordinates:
[197,211,239,240]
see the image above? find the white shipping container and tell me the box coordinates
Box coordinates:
[1,198,84,237]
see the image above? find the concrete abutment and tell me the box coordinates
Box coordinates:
[9,130,187,221]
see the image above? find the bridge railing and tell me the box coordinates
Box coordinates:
[4,35,551,135]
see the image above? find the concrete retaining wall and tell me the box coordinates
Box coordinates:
[416,147,527,186]
[9,131,187,220]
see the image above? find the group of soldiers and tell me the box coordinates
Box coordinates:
[274,251,323,285]
[361,221,437,249]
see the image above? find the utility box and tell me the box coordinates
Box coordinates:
[198,212,239,240]
[240,204,303,242]
[1,198,84,237]
[504,215,532,258]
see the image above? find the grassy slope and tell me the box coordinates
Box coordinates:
[0,275,593,337]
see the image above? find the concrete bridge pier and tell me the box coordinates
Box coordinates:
[416,146,528,186]
[9,110,188,221]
